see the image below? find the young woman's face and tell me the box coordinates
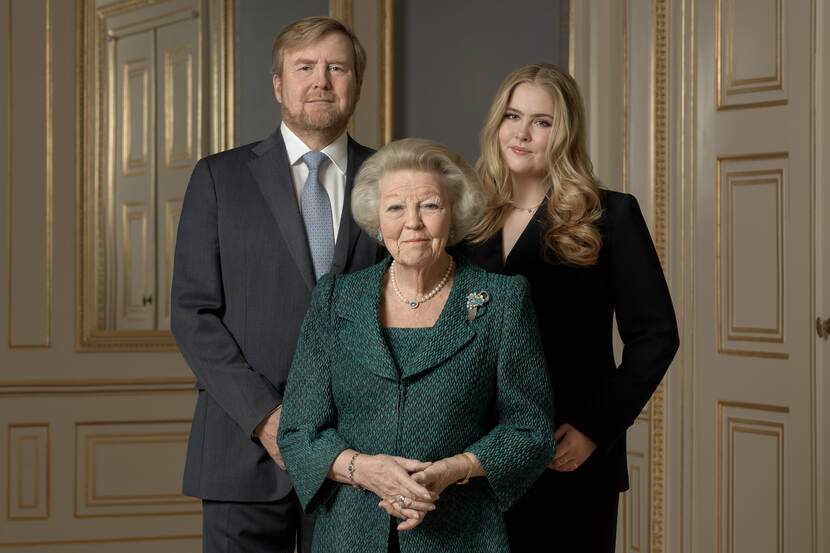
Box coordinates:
[497,83,556,182]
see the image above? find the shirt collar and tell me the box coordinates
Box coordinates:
[280,122,348,175]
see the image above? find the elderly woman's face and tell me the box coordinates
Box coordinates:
[378,169,452,270]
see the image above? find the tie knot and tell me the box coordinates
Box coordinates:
[302,151,327,172]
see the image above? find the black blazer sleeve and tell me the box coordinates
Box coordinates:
[570,194,679,451]
[171,157,282,437]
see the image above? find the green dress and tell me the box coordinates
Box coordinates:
[278,257,556,552]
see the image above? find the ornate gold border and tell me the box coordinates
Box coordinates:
[379,0,393,144]
[715,152,789,359]
[716,401,788,553]
[7,0,53,349]
[622,0,629,194]
[716,0,786,110]
[6,423,50,521]
[0,535,201,549]
[809,1,817,551]
[76,0,234,351]
[568,0,575,75]
[651,1,668,551]
[74,420,200,519]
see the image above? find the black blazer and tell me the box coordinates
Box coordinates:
[171,130,377,502]
[455,190,679,493]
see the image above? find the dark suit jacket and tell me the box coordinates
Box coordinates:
[455,190,679,494]
[278,258,556,553]
[171,129,377,502]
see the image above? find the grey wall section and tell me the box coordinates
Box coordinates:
[394,0,569,166]
[235,0,329,146]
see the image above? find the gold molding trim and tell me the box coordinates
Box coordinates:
[329,0,353,26]
[17,436,39,510]
[631,464,642,551]
[164,197,183,320]
[716,153,789,359]
[78,0,233,350]
[725,172,784,342]
[75,420,199,518]
[622,0,628,194]
[6,423,50,521]
[222,0,234,149]
[121,202,149,320]
[716,0,786,109]
[121,58,149,176]
[164,45,193,169]
[568,0,574,76]
[379,0,393,144]
[0,377,196,395]
[650,2,668,552]
[717,401,786,553]
[329,0,354,136]
[809,1,817,551]
[0,534,201,548]
[7,0,53,349]
[684,1,696,551]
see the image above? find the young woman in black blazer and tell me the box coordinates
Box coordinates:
[456,63,679,552]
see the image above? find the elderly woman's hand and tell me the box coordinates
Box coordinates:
[329,450,437,527]
[411,453,482,498]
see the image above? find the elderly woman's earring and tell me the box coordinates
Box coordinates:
[376,231,382,241]
[449,228,456,239]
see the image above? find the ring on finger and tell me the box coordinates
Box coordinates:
[398,495,407,510]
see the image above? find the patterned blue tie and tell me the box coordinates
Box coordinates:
[301,151,334,280]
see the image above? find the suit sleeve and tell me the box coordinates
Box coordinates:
[277,274,348,513]
[171,158,282,438]
[570,194,679,452]
[466,276,557,511]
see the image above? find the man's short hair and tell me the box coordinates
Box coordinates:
[271,16,367,83]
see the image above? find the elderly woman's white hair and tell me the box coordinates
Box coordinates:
[351,138,485,246]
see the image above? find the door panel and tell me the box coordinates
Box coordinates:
[692,0,815,551]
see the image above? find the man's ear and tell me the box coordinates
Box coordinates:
[273,73,282,104]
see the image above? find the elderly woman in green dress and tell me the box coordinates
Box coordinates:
[277,138,555,553]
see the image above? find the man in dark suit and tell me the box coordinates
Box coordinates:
[171,16,377,553]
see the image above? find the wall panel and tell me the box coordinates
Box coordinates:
[6,423,50,520]
[7,0,52,348]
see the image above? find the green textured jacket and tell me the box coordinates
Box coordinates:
[278,257,556,553]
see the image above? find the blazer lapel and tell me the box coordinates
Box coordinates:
[334,258,398,381]
[331,136,373,274]
[249,130,316,290]
[398,260,478,379]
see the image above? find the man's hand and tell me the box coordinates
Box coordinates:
[254,406,284,469]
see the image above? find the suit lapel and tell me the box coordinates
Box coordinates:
[331,136,373,274]
[334,258,481,381]
[398,261,477,379]
[249,131,316,290]
[335,259,398,381]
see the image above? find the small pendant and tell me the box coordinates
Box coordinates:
[409,301,419,309]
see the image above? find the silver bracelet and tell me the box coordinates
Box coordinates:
[347,452,363,489]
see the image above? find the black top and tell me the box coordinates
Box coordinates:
[454,190,679,492]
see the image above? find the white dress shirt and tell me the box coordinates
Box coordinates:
[280,123,348,242]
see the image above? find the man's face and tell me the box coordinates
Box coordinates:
[273,32,361,135]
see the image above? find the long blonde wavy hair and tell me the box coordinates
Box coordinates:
[469,63,604,267]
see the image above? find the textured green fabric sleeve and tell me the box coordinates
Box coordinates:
[277,274,350,513]
[466,276,556,512]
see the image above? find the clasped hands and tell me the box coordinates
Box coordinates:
[257,408,471,530]
[343,451,472,531]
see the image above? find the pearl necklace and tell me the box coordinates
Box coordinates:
[389,257,454,309]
